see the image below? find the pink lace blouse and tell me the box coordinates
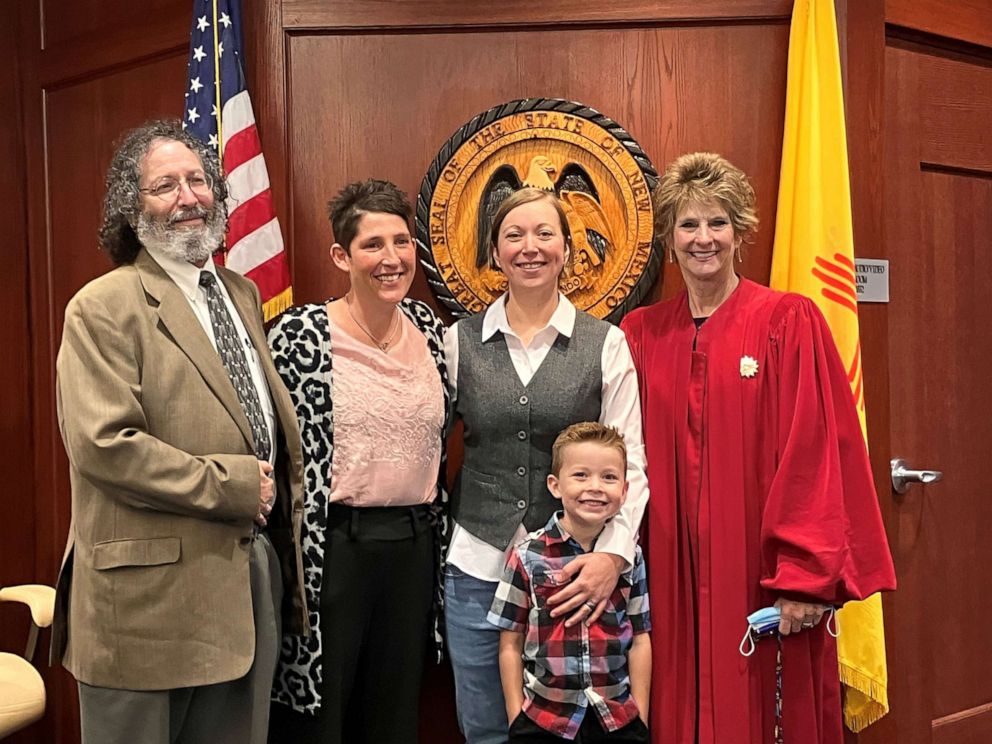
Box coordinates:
[328,310,443,507]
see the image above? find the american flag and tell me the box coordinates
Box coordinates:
[184,0,292,320]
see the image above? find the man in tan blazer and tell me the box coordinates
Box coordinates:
[52,119,307,744]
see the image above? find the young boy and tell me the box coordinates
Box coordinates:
[488,422,651,743]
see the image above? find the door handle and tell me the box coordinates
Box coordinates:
[890,458,943,494]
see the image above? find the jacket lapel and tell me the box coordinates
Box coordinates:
[135,250,255,450]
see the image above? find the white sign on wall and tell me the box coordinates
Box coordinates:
[855,259,889,303]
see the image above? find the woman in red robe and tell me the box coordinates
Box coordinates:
[620,152,896,744]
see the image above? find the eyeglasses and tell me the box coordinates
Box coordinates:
[139,173,214,201]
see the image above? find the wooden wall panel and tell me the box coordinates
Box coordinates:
[0,0,37,668]
[871,38,992,744]
[917,54,992,173]
[286,23,789,312]
[886,0,992,49]
[1,3,53,744]
[282,0,792,28]
[41,0,187,49]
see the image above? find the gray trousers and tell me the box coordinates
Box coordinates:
[78,534,283,744]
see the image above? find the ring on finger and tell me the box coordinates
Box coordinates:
[584,600,597,610]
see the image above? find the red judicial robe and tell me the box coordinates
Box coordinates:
[620,279,895,744]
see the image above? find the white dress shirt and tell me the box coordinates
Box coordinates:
[444,293,649,582]
[145,246,278,481]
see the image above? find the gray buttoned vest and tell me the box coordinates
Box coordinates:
[453,310,608,550]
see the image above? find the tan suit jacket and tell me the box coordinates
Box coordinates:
[52,248,307,691]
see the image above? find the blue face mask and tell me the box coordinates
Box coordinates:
[747,606,782,634]
[739,606,781,656]
[739,605,840,656]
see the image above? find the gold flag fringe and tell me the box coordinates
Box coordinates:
[262,286,294,323]
[840,663,889,732]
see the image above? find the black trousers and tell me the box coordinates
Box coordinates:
[269,503,434,744]
[508,711,650,743]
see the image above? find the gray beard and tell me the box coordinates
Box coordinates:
[135,206,226,264]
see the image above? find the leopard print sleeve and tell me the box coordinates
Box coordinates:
[268,303,333,713]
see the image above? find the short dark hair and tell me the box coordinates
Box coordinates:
[551,422,627,476]
[327,179,413,254]
[98,119,227,266]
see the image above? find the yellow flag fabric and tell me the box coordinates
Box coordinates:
[769,0,889,732]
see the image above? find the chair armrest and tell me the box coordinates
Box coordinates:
[0,585,56,628]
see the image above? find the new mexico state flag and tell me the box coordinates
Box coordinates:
[770,0,889,732]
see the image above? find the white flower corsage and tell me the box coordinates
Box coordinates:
[740,355,759,378]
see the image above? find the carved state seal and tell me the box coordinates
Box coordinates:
[416,99,660,322]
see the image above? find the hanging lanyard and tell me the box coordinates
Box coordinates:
[774,634,784,744]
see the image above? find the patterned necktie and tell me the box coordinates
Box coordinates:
[199,271,271,462]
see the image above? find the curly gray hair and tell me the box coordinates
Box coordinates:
[99,119,228,265]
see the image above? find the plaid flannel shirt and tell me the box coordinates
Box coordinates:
[488,512,651,740]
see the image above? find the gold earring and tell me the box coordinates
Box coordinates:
[668,247,675,263]
[735,244,743,263]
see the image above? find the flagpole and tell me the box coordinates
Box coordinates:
[211,0,223,156]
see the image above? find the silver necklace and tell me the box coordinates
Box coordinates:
[345,294,400,351]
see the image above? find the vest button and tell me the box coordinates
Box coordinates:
[516,499,526,509]
[516,466,526,476]
[519,395,528,405]
[517,430,527,440]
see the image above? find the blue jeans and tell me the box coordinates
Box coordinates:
[445,565,508,744]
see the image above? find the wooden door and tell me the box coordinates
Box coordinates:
[880,37,992,744]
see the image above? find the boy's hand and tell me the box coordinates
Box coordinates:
[629,633,651,727]
[505,702,523,726]
[498,630,526,730]
[547,552,624,626]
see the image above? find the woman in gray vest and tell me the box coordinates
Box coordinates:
[443,187,649,744]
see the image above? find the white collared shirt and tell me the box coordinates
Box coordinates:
[144,246,278,477]
[444,293,649,582]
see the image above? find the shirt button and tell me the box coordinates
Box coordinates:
[516,466,526,477]
[519,395,528,405]
[517,499,527,509]
[517,430,527,441]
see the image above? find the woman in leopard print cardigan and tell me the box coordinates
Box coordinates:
[267,180,449,744]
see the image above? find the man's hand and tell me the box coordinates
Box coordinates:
[548,552,625,627]
[256,460,274,527]
[774,598,827,636]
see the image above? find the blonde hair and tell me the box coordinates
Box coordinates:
[653,152,758,250]
[551,422,627,476]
